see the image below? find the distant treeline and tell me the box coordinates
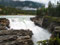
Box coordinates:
[37,1,60,17]
[0,5,36,15]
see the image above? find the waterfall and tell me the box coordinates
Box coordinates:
[1,15,51,45]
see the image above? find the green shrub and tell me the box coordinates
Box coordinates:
[37,36,60,45]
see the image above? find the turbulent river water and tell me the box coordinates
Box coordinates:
[0,15,51,45]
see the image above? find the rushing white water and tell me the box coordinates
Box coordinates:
[0,15,51,45]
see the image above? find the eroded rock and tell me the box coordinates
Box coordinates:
[0,30,33,45]
[30,17,42,27]
[0,18,10,30]
[0,30,33,37]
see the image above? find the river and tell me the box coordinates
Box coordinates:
[0,15,51,45]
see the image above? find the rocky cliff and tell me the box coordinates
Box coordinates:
[31,16,60,32]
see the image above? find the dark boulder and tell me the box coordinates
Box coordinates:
[0,18,10,30]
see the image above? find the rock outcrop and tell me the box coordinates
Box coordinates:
[30,17,43,27]
[0,18,33,45]
[0,18,10,30]
[41,16,60,32]
[31,16,60,33]
[0,30,33,45]
[51,26,60,38]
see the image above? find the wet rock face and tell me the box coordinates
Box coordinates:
[0,18,10,30]
[0,30,33,45]
[30,17,42,27]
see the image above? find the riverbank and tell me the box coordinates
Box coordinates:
[30,16,60,32]
[0,14,36,16]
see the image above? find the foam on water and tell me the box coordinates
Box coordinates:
[0,15,51,45]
